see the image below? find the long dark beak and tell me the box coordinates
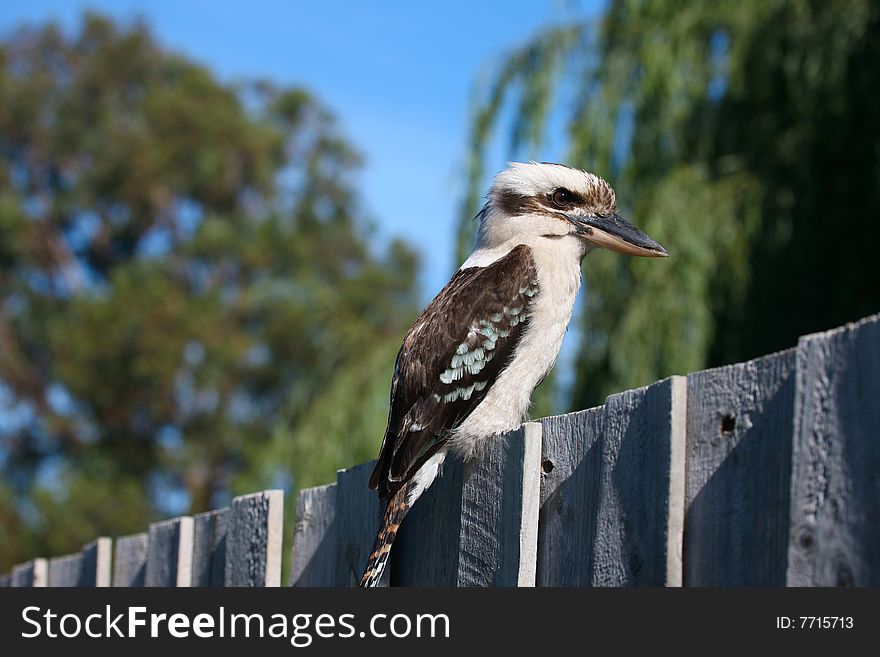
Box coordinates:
[567,212,668,257]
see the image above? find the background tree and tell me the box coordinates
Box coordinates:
[459,0,880,409]
[0,14,419,571]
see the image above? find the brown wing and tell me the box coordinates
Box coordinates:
[368,244,539,499]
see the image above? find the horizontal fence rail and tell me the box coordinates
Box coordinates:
[2,313,878,587]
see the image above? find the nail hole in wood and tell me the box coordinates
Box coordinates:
[798,526,815,551]
[721,413,736,435]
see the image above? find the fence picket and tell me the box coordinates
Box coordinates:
[393,456,464,586]
[144,517,194,587]
[787,313,880,586]
[537,406,604,586]
[539,376,686,586]
[191,509,229,586]
[394,423,541,586]
[684,350,796,585]
[458,422,542,586]
[48,553,83,587]
[334,461,384,586]
[224,490,283,587]
[84,538,112,587]
[50,538,112,587]
[112,533,148,586]
[290,484,337,586]
[11,559,47,587]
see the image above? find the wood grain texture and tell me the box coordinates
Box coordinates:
[210,510,229,586]
[49,538,111,587]
[685,349,795,586]
[11,559,47,587]
[112,532,148,586]
[596,376,686,586]
[48,553,83,586]
[538,406,604,586]
[191,508,229,586]
[290,484,337,586]
[392,424,542,586]
[458,422,542,586]
[334,461,385,586]
[787,313,880,586]
[224,490,283,587]
[392,455,464,586]
[538,376,686,587]
[144,517,194,587]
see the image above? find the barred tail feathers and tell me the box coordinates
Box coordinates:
[360,451,446,587]
[360,483,412,587]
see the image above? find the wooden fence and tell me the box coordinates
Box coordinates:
[0,490,284,588]
[2,313,877,587]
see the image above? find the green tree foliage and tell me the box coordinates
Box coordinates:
[0,14,419,570]
[459,0,880,409]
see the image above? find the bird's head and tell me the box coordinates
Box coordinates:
[476,161,667,258]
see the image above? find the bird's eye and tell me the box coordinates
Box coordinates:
[551,188,574,208]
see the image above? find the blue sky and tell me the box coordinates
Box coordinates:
[0,0,602,298]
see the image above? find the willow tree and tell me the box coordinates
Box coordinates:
[0,14,418,569]
[459,0,879,409]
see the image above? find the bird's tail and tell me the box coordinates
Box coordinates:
[359,482,413,587]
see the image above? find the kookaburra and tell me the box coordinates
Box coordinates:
[360,161,667,586]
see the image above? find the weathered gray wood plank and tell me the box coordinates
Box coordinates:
[393,456,465,586]
[458,422,542,586]
[210,511,228,586]
[787,313,880,586]
[44,538,112,587]
[334,461,385,586]
[48,553,82,586]
[538,376,686,586]
[290,484,337,586]
[144,517,194,587]
[192,511,215,586]
[191,508,229,586]
[81,538,112,587]
[597,376,686,586]
[395,422,543,586]
[11,558,47,587]
[112,532,148,587]
[538,406,605,586]
[224,490,283,587]
[684,350,796,586]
